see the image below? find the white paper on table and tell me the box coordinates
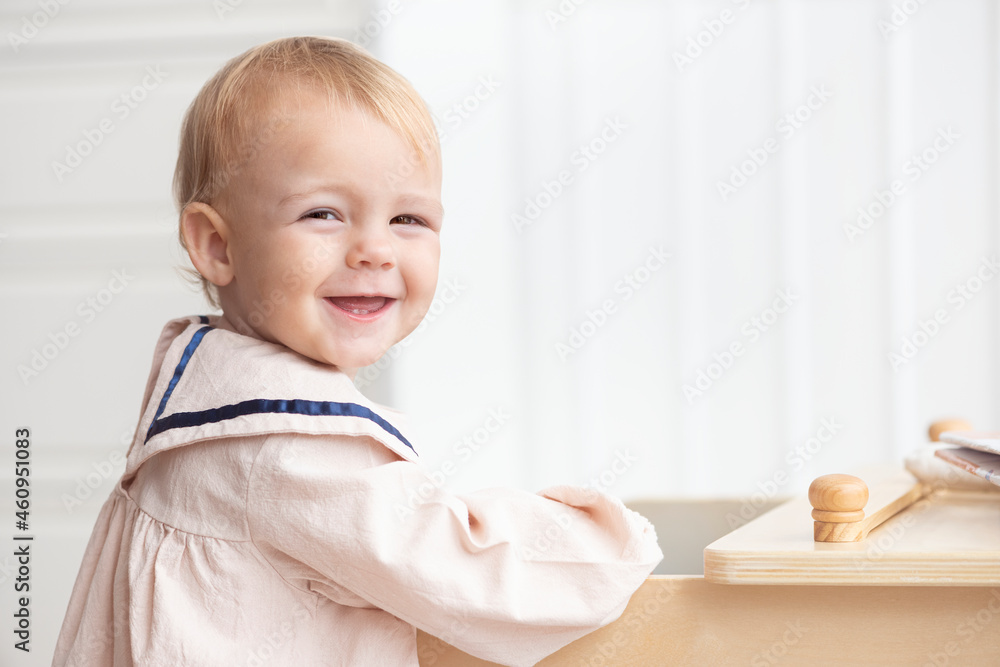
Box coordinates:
[938,431,1000,455]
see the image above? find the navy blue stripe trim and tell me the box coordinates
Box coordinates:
[198,315,210,324]
[144,325,213,443]
[145,399,415,453]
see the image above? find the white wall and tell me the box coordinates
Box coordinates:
[1,0,998,662]
[376,0,1000,502]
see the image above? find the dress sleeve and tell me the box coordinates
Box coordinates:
[246,433,663,667]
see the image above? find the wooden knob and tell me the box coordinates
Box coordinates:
[928,418,972,442]
[809,474,868,523]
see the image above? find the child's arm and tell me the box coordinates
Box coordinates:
[246,433,662,667]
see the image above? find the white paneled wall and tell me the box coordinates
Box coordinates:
[0,1,373,662]
[1,0,998,662]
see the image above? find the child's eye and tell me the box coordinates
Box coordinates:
[302,209,340,221]
[391,215,426,227]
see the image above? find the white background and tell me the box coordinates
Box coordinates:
[1,0,998,662]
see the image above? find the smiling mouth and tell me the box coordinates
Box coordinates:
[326,296,393,315]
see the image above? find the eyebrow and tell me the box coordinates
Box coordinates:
[277,186,343,208]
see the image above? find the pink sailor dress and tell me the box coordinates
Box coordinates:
[53,315,662,666]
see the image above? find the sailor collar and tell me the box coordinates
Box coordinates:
[125,316,419,476]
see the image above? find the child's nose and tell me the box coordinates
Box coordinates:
[345,223,396,269]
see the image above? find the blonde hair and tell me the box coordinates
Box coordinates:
[173,36,440,307]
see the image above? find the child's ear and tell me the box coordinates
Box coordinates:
[181,202,235,287]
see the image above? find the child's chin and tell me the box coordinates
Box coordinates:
[305,343,389,370]
[356,353,389,369]
[337,350,390,371]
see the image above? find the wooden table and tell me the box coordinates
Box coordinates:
[418,468,1000,665]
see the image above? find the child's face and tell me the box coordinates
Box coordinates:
[214,92,443,377]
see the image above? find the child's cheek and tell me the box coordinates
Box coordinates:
[281,269,302,291]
